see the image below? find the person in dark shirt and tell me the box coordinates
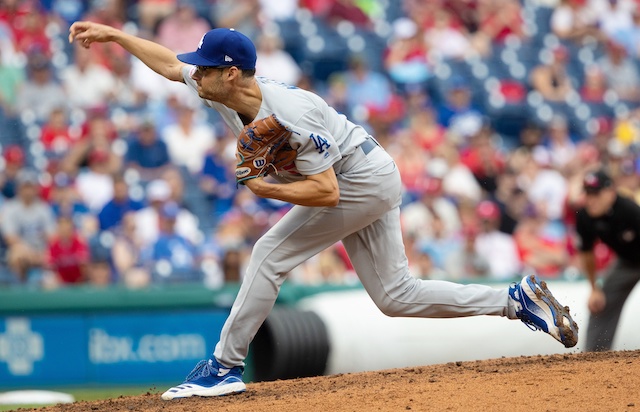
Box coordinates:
[575,169,640,352]
[199,147,236,225]
[125,119,171,182]
[98,174,144,231]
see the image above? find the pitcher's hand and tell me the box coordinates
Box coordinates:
[68,21,115,48]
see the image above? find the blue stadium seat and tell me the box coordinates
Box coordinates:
[531,6,555,46]
[583,101,615,120]
[384,0,405,23]
[275,19,306,64]
[0,113,25,148]
[354,29,388,73]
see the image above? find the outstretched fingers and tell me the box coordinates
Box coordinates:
[68,21,102,48]
[68,21,87,43]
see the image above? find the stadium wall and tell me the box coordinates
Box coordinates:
[2,280,639,388]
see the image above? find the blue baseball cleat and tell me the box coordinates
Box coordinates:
[509,274,579,348]
[161,357,246,400]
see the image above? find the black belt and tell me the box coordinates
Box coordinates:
[360,137,380,155]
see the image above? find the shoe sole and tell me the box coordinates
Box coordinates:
[161,382,246,400]
[528,275,579,348]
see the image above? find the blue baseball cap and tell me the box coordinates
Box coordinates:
[177,28,256,70]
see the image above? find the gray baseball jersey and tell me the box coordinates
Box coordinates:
[183,67,370,181]
[182,67,515,367]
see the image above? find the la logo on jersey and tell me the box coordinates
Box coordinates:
[309,133,330,154]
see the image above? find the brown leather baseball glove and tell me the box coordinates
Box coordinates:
[267,140,297,175]
[235,114,296,185]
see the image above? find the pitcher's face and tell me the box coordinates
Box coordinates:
[191,66,233,102]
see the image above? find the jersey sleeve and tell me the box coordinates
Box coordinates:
[280,110,342,176]
[575,209,596,252]
[181,65,196,89]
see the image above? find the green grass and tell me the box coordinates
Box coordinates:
[0,386,161,411]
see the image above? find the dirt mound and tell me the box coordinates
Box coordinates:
[15,350,640,412]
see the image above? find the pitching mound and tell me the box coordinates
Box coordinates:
[16,350,640,412]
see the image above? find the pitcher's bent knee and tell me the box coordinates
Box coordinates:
[374,296,411,317]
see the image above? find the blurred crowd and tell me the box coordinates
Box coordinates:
[0,0,638,289]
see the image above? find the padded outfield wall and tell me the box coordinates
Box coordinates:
[0,283,356,388]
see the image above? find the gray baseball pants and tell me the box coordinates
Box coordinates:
[214,144,515,367]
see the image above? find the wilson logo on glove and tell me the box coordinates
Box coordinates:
[235,114,298,185]
[253,157,266,168]
[235,167,252,179]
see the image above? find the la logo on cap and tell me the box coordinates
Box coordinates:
[198,34,204,49]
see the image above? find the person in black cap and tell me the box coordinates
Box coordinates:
[68,20,578,400]
[576,168,640,351]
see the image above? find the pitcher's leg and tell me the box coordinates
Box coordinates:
[214,207,325,366]
[214,200,388,366]
[342,207,515,319]
[213,231,287,367]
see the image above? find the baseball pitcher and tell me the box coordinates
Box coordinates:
[68,23,579,400]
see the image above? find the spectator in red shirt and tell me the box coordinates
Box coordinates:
[12,3,50,56]
[477,0,525,43]
[0,0,29,27]
[408,105,446,153]
[47,215,90,284]
[474,0,525,57]
[0,0,50,56]
[388,132,428,197]
[79,105,118,142]
[40,106,77,156]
